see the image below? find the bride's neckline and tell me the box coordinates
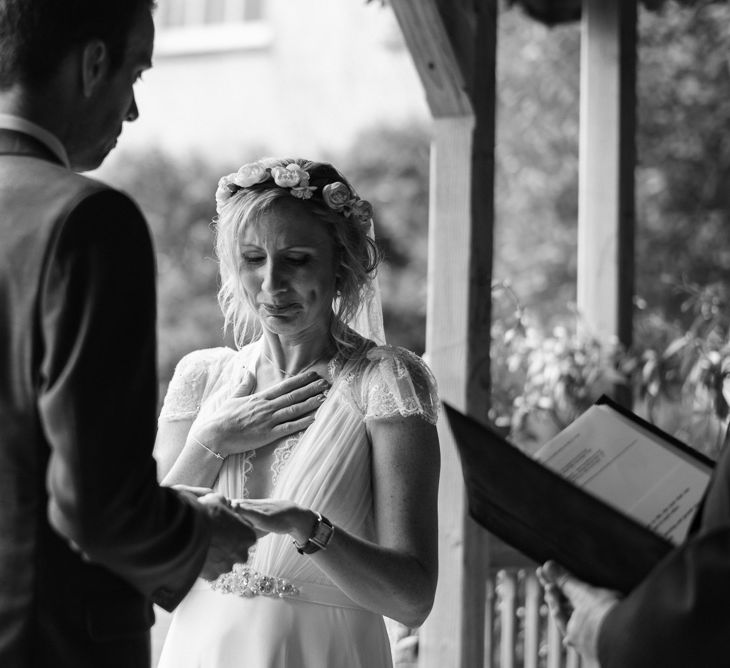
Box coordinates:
[257,337,337,380]
[259,350,326,378]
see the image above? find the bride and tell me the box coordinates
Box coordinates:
[155,157,440,667]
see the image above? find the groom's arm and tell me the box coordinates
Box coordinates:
[38,187,210,609]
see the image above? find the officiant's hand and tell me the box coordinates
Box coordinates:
[537,561,619,665]
[189,370,328,458]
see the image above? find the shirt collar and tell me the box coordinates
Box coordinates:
[0,113,71,169]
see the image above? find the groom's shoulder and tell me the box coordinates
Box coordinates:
[47,167,140,217]
[2,157,139,216]
[30,167,149,246]
[0,160,147,254]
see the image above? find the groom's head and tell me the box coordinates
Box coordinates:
[0,0,156,170]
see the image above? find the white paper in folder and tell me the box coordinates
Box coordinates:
[534,404,712,545]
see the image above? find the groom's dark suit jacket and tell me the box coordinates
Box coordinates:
[598,427,730,666]
[0,130,210,667]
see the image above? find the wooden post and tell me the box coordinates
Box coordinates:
[577,0,636,357]
[391,1,497,666]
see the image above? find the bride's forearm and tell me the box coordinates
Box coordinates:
[161,436,225,488]
[300,524,436,627]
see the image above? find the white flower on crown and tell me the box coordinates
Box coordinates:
[234,162,269,188]
[214,160,373,221]
[215,174,237,206]
[271,164,308,188]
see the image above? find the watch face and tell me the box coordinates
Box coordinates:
[311,517,334,548]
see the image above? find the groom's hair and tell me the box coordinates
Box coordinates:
[0,0,156,89]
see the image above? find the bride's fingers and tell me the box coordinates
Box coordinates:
[232,508,279,534]
[171,484,214,497]
[272,394,325,423]
[270,413,317,437]
[265,388,329,419]
[262,371,327,400]
[232,499,277,513]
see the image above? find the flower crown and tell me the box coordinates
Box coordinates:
[215,161,373,224]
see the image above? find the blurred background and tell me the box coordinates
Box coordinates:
[88,0,730,662]
[94,0,729,465]
[95,0,431,397]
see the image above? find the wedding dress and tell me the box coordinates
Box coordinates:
[156,335,438,668]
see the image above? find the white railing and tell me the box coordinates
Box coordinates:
[488,568,583,668]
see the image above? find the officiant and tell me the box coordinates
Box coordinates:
[539,437,730,667]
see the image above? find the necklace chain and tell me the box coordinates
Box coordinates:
[260,351,326,378]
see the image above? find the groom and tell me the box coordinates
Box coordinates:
[0,1,256,666]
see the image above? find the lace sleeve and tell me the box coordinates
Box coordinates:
[158,348,232,422]
[361,346,440,424]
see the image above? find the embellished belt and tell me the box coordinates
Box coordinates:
[205,565,365,611]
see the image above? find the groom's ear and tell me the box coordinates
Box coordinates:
[80,40,110,98]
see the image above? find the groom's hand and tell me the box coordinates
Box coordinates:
[197,493,257,581]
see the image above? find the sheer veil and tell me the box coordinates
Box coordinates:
[347,219,386,346]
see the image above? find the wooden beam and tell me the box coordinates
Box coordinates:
[390,0,472,118]
[577,0,636,355]
[391,2,498,666]
[420,117,491,668]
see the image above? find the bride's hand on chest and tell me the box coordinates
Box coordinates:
[189,370,329,458]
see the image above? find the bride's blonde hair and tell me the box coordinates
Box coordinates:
[214,158,380,353]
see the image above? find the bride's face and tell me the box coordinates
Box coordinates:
[238,199,338,340]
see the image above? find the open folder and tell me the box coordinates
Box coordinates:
[445,396,714,594]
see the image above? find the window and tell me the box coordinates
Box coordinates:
[155,0,270,56]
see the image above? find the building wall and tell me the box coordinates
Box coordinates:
[114,0,429,165]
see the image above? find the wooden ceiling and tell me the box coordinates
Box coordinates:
[509,0,685,25]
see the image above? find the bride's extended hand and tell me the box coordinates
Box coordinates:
[189,371,328,458]
[232,499,317,545]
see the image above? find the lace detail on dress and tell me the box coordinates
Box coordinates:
[159,347,235,422]
[271,433,302,486]
[360,346,439,424]
[240,450,256,500]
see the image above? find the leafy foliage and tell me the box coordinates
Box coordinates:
[491,281,730,459]
[636,2,730,323]
[495,3,730,334]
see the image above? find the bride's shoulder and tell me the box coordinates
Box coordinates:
[172,346,237,379]
[160,347,237,421]
[363,345,434,377]
[340,344,440,424]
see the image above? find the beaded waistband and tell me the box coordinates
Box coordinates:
[205,564,364,611]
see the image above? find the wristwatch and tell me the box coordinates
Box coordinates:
[293,512,334,555]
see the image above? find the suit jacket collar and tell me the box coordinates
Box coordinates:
[0,129,66,167]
